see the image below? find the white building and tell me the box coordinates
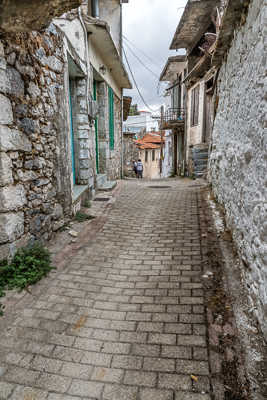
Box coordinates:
[124,110,158,136]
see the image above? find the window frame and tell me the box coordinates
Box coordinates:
[108,86,115,150]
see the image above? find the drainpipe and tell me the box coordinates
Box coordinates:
[91,0,99,18]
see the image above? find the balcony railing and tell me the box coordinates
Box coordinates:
[160,108,185,129]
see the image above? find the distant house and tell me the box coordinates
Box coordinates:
[124,110,159,136]
[134,133,165,179]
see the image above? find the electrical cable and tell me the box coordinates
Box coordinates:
[122,46,161,113]
[123,35,164,68]
[124,41,159,79]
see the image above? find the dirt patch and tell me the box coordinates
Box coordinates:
[198,187,251,399]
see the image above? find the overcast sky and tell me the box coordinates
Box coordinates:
[122,0,187,113]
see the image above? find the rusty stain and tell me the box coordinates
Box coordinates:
[96,368,106,379]
[24,394,36,400]
[73,315,87,330]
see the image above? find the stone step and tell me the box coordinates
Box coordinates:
[96,174,107,188]
[97,181,117,192]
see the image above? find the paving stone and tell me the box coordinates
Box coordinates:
[112,355,142,370]
[148,333,176,345]
[91,367,124,383]
[68,379,103,397]
[61,361,93,379]
[140,388,174,400]
[124,370,157,387]
[103,383,138,400]
[161,345,192,359]
[176,360,209,375]
[175,392,211,400]
[143,357,175,372]
[0,180,212,398]
[159,373,192,390]
[36,372,71,392]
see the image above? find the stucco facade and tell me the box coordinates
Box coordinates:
[209,0,267,339]
[139,148,161,180]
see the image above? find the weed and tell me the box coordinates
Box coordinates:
[74,212,95,223]
[84,200,91,208]
[0,243,54,315]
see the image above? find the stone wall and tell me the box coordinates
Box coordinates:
[0,24,89,259]
[209,0,267,339]
[123,134,139,177]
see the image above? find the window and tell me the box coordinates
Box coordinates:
[108,87,114,150]
[152,150,155,161]
[145,151,148,162]
[191,85,199,126]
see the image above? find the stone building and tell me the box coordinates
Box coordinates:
[161,0,267,340]
[159,56,187,176]
[0,0,131,259]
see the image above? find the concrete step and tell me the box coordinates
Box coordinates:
[97,181,117,192]
[96,174,107,188]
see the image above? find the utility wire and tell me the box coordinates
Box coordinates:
[124,41,159,80]
[123,35,164,68]
[122,46,161,113]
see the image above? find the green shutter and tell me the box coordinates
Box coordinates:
[93,80,99,173]
[108,87,114,150]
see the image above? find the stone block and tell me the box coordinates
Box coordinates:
[17,118,39,135]
[17,170,38,182]
[0,152,13,186]
[0,68,8,93]
[0,184,27,211]
[79,149,89,159]
[79,169,90,180]
[0,212,24,244]
[27,81,41,98]
[6,66,24,97]
[53,203,63,220]
[0,94,13,124]
[0,126,32,152]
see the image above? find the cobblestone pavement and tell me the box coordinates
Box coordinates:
[0,179,211,400]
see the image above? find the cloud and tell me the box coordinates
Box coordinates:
[122,0,186,111]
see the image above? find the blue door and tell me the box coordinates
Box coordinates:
[68,81,76,185]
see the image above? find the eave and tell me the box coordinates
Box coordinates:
[84,16,132,89]
[184,42,216,86]
[170,0,220,52]
[159,56,186,82]
[212,0,249,67]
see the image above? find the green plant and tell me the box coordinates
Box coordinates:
[0,243,54,315]
[83,200,91,208]
[74,212,95,223]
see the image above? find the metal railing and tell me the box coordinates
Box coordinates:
[163,108,185,125]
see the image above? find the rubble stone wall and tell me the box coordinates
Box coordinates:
[0,26,72,259]
[209,0,267,339]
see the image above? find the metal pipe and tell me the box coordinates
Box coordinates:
[91,0,99,18]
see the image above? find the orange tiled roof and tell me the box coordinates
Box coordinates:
[139,143,161,150]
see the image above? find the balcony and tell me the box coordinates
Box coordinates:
[160,108,185,130]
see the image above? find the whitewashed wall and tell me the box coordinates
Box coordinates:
[209,0,267,339]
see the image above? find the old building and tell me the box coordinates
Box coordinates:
[135,132,165,179]
[159,56,187,176]
[161,0,267,341]
[0,0,131,258]
[124,110,159,136]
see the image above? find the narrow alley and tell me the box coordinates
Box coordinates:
[0,179,213,400]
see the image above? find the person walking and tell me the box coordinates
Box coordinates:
[136,159,143,179]
[132,160,137,177]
